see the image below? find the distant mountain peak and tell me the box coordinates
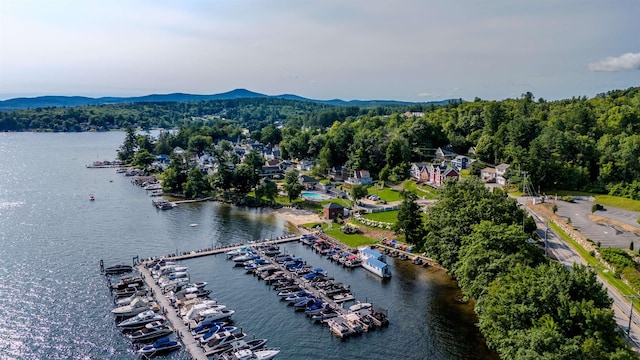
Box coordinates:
[0,89,454,110]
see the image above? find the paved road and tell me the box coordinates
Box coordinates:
[521,198,640,350]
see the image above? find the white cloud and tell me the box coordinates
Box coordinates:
[588,53,640,72]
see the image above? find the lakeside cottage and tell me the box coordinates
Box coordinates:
[496,163,510,185]
[298,175,319,190]
[480,167,496,182]
[345,170,372,186]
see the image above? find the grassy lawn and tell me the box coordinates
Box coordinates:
[401,180,439,200]
[460,169,471,179]
[322,222,377,248]
[300,221,378,247]
[363,210,398,223]
[551,190,640,213]
[367,186,403,202]
[549,222,639,299]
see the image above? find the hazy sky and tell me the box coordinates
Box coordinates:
[1,0,639,101]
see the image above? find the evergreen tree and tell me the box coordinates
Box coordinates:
[393,191,425,245]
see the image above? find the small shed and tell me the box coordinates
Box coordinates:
[323,202,344,220]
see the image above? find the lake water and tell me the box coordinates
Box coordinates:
[0,132,496,359]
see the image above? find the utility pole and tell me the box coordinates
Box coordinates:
[625,295,640,338]
[544,225,549,256]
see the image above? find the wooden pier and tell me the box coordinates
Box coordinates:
[159,235,302,261]
[252,245,349,316]
[373,244,443,269]
[136,264,209,360]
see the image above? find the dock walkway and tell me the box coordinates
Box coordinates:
[137,265,208,360]
[373,244,443,269]
[161,235,302,261]
[252,245,349,317]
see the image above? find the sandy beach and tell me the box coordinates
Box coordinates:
[270,206,397,241]
[270,206,323,226]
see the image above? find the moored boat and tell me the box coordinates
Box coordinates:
[137,336,181,356]
[111,298,154,317]
[104,264,133,275]
[117,310,165,329]
[358,247,392,278]
[126,321,172,342]
[219,348,280,360]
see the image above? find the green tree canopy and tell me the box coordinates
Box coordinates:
[393,191,425,245]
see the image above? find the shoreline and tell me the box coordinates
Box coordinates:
[268,206,323,227]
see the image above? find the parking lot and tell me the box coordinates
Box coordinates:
[553,199,640,249]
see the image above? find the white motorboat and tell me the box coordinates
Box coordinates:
[117,310,165,329]
[111,298,154,317]
[159,271,190,289]
[158,265,189,277]
[115,293,148,307]
[197,309,236,324]
[348,301,372,312]
[216,348,280,360]
[225,247,252,259]
[182,300,221,319]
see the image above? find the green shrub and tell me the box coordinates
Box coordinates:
[621,267,640,292]
[599,247,637,273]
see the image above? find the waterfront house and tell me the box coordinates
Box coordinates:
[480,167,496,182]
[297,159,314,172]
[496,163,510,185]
[434,146,457,161]
[345,170,372,186]
[298,175,319,190]
[410,162,430,182]
[453,155,470,170]
[428,164,459,187]
[328,165,348,182]
[323,202,344,220]
[261,165,283,178]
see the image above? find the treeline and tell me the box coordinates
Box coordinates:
[278,87,640,197]
[421,179,634,359]
[0,98,336,132]
[6,86,640,197]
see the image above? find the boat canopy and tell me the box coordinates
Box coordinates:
[366,257,388,268]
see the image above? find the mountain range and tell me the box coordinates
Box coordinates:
[0,88,452,110]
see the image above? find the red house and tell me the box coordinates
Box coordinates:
[428,164,459,187]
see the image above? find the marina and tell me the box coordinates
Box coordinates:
[0,132,496,360]
[102,233,391,359]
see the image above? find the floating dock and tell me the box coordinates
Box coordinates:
[155,235,302,261]
[136,265,208,360]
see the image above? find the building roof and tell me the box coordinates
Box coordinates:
[366,257,389,268]
[323,202,344,209]
[496,163,510,172]
[481,167,496,173]
[298,175,318,183]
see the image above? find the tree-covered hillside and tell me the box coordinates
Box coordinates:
[4,86,640,196]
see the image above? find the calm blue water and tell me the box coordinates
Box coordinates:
[0,132,496,359]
